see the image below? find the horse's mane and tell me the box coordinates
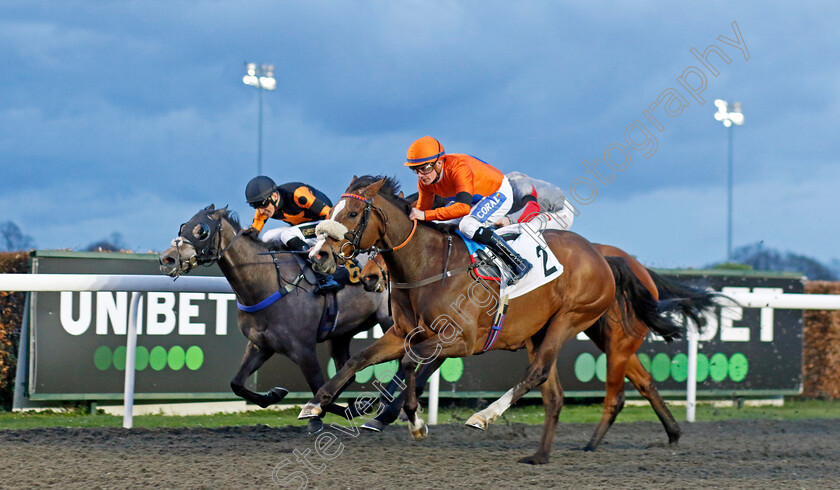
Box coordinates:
[215,208,242,231]
[347,175,459,234]
[213,207,267,244]
[348,175,412,214]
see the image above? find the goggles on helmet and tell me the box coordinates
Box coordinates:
[250,196,274,209]
[411,161,438,174]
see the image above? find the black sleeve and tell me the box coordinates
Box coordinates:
[454,191,472,206]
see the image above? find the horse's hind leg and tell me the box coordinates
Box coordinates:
[582,314,643,451]
[519,337,564,465]
[625,353,680,445]
[466,318,577,431]
[466,311,593,464]
[230,341,288,408]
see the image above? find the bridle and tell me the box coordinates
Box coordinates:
[335,192,417,260]
[172,212,246,276]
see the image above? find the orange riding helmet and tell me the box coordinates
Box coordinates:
[405,136,445,167]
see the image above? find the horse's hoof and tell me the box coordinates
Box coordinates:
[517,453,550,465]
[408,418,428,442]
[361,419,385,432]
[307,418,324,435]
[298,402,322,419]
[268,387,289,404]
[465,413,487,430]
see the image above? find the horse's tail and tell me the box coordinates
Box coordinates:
[604,256,684,342]
[646,268,722,336]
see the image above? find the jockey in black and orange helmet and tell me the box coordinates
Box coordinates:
[245,176,341,294]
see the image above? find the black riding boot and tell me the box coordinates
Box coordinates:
[473,227,533,286]
[286,237,343,295]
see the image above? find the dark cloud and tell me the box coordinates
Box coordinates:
[0,1,837,264]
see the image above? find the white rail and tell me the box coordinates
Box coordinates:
[0,273,231,293]
[0,273,232,428]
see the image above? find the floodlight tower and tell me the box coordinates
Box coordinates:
[242,63,277,175]
[714,99,744,262]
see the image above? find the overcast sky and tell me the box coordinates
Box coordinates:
[1,1,838,268]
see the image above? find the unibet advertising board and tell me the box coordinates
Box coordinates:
[22,251,804,402]
[26,251,249,400]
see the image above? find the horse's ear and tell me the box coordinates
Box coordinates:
[397,191,404,198]
[362,179,386,198]
[204,204,215,211]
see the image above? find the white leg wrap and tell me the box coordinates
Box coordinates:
[479,388,515,424]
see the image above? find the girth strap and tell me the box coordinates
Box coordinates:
[482,293,509,352]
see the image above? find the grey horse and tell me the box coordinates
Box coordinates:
[159,205,393,431]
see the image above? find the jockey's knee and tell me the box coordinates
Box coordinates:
[277,227,302,244]
[261,228,283,244]
[459,215,482,239]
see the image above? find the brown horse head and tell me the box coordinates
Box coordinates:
[360,254,388,292]
[311,177,399,274]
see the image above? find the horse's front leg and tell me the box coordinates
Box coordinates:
[298,328,408,420]
[230,341,288,408]
[291,347,358,433]
[398,336,471,442]
[362,357,444,432]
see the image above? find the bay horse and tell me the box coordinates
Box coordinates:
[299,175,674,464]
[158,205,393,432]
[358,241,716,450]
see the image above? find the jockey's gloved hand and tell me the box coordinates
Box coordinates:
[286,237,310,253]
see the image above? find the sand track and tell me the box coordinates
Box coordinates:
[2,419,838,488]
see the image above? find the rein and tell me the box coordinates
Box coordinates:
[338,193,416,258]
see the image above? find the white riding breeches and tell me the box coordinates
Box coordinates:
[454,176,515,239]
[262,223,319,248]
